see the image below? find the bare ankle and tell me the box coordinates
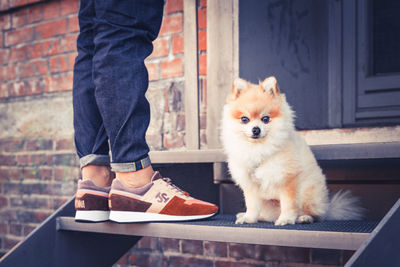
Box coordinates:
[116,166,154,188]
[82,165,114,187]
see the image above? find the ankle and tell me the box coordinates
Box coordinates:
[116,166,154,188]
[82,165,114,187]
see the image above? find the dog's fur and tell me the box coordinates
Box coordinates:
[221,77,363,225]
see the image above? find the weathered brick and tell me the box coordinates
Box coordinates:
[60,34,78,52]
[256,246,310,263]
[51,196,69,209]
[51,153,78,166]
[25,78,43,95]
[10,81,24,96]
[0,209,17,222]
[163,132,184,149]
[54,166,80,181]
[61,0,78,15]
[35,19,67,39]
[198,30,206,51]
[0,155,16,166]
[164,0,183,15]
[5,27,34,46]
[0,48,11,65]
[8,167,23,180]
[9,223,22,236]
[0,168,9,181]
[11,9,27,28]
[0,65,16,82]
[18,59,49,78]
[68,15,79,33]
[181,239,203,255]
[38,167,52,180]
[204,241,227,257]
[23,167,38,179]
[161,58,182,78]
[172,34,183,54]
[159,238,180,253]
[0,83,10,98]
[0,14,11,30]
[146,63,159,81]
[137,237,159,251]
[11,195,51,209]
[0,196,8,209]
[43,72,73,92]
[198,9,206,29]
[3,237,21,250]
[159,14,183,36]
[22,224,37,236]
[199,0,207,8]
[25,139,53,151]
[50,55,70,73]
[150,37,169,59]
[0,223,8,235]
[26,42,42,59]
[55,139,74,150]
[27,5,43,24]
[215,261,266,267]
[0,139,24,152]
[128,251,164,267]
[43,0,60,20]
[17,210,52,224]
[42,39,60,56]
[199,53,206,75]
[167,256,213,267]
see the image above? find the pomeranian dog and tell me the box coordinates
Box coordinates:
[221,76,363,225]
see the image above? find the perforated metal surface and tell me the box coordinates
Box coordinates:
[179,214,378,233]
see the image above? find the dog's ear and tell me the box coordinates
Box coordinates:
[230,78,248,100]
[261,76,280,96]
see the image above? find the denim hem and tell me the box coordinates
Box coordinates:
[80,154,111,169]
[111,156,151,172]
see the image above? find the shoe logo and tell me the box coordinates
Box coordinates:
[76,199,85,209]
[156,192,170,203]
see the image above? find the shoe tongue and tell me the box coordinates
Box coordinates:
[151,171,163,181]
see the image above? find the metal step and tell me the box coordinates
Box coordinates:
[57,215,377,251]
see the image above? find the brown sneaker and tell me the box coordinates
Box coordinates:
[109,172,218,223]
[74,179,110,222]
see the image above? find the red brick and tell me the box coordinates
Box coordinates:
[38,167,52,180]
[43,72,73,92]
[11,9,27,28]
[0,168,9,181]
[159,238,180,253]
[150,38,168,59]
[0,65,16,82]
[163,132,184,149]
[0,14,11,30]
[8,167,22,180]
[199,53,206,75]
[198,30,206,51]
[5,27,34,46]
[204,241,227,257]
[159,14,183,36]
[50,55,69,73]
[23,224,37,236]
[199,0,207,7]
[198,9,206,29]
[56,138,74,150]
[27,5,43,24]
[181,240,203,255]
[0,83,10,98]
[23,167,37,179]
[61,0,78,15]
[0,155,16,166]
[43,0,60,20]
[42,39,60,56]
[0,223,8,235]
[10,46,26,62]
[164,0,183,15]
[19,59,49,78]
[26,42,42,59]
[0,196,8,209]
[0,48,11,65]
[25,78,43,95]
[4,237,21,250]
[68,15,79,33]
[145,63,159,81]
[60,34,78,52]
[161,58,182,78]
[172,34,183,54]
[168,256,213,267]
[68,52,77,68]
[35,19,67,39]
[11,81,25,96]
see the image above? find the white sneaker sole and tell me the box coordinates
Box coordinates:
[109,211,216,223]
[75,210,110,222]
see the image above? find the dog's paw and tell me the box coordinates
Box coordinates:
[274,215,297,226]
[235,212,258,224]
[296,215,314,224]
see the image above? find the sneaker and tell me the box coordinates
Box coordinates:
[109,172,218,223]
[75,179,110,222]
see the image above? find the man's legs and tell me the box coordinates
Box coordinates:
[73,0,113,187]
[92,0,163,186]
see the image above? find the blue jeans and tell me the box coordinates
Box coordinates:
[73,0,164,172]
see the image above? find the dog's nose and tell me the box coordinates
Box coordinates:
[252,127,261,136]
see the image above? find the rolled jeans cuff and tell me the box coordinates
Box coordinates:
[111,156,151,173]
[80,154,111,169]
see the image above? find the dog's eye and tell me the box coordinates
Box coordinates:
[241,117,250,124]
[261,116,270,124]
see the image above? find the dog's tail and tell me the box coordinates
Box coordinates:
[323,190,365,220]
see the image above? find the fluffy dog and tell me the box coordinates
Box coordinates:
[221,76,363,225]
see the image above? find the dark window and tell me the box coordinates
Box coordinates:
[372,0,400,75]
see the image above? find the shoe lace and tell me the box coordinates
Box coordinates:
[162,177,190,196]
